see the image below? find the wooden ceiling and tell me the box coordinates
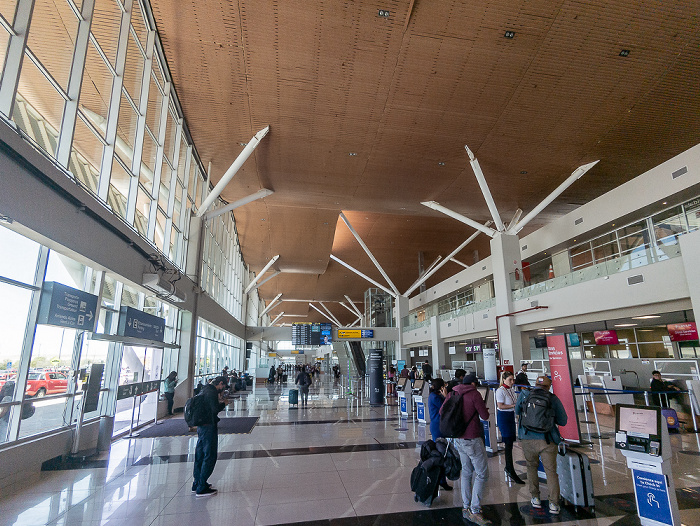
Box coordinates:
[151,0,700,325]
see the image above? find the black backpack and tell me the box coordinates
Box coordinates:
[184,394,206,427]
[519,389,556,434]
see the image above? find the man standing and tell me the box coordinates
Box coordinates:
[422,359,433,381]
[295,368,311,406]
[192,376,226,497]
[515,375,568,515]
[442,373,491,526]
[514,363,530,387]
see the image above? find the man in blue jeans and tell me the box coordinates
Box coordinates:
[192,376,226,497]
[442,373,491,526]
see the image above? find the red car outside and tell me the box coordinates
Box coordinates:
[25,371,68,397]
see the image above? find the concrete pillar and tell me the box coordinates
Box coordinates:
[679,230,700,321]
[394,295,409,361]
[430,315,446,373]
[490,232,525,368]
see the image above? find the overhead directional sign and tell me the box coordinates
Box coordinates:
[338,329,374,339]
[117,306,165,342]
[37,282,98,330]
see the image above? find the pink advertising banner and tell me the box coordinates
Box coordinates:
[547,334,581,443]
[594,330,619,345]
[667,322,699,342]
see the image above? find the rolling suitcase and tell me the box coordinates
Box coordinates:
[557,444,594,511]
[289,388,299,407]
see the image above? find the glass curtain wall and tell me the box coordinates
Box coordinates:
[0,223,181,445]
[194,320,243,387]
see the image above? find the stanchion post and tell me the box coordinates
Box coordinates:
[589,392,602,439]
[644,391,649,406]
[125,395,139,438]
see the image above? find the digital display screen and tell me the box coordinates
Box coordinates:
[292,322,333,345]
[397,377,407,389]
[413,379,424,391]
[617,406,659,437]
[477,386,489,403]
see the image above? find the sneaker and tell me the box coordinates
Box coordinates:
[549,502,560,515]
[531,497,542,509]
[195,487,217,497]
[466,510,492,526]
[191,482,211,493]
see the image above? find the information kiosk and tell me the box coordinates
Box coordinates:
[397,377,411,418]
[413,379,430,424]
[615,404,679,526]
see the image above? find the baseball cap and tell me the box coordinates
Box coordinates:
[463,373,480,385]
[536,375,552,387]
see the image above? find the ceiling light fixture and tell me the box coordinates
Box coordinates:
[349,152,357,156]
[239,142,247,146]
[615,323,637,327]
[504,30,515,39]
[438,162,445,166]
[632,315,661,320]
[520,170,527,174]
[662,201,667,205]
[619,49,630,57]
[378,9,390,17]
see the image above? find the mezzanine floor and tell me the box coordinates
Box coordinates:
[2,375,700,526]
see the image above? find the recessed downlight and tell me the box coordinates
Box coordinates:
[349,152,357,156]
[438,162,445,166]
[504,30,515,39]
[619,49,630,57]
[520,170,528,174]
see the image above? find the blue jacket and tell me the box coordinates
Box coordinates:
[428,391,444,439]
[514,387,568,444]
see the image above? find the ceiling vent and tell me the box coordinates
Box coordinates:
[522,244,528,251]
[627,275,644,286]
[483,313,489,319]
[482,265,487,271]
[575,217,584,225]
[672,166,688,179]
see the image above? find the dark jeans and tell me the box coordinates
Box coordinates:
[163,392,174,415]
[193,424,218,492]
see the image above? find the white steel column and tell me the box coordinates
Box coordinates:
[243,255,279,294]
[309,303,338,325]
[96,0,134,201]
[330,255,395,297]
[249,270,280,291]
[126,29,156,224]
[319,301,342,326]
[0,0,35,117]
[465,146,505,231]
[259,293,282,318]
[56,0,95,167]
[344,295,363,318]
[339,212,399,296]
[450,258,469,269]
[204,188,274,221]
[421,201,497,238]
[394,294,409,361]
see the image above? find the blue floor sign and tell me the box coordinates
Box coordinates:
[633,470,674,526]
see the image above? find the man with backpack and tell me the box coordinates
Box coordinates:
[295,368,311,406]
[515,375,568,515]
[191,376,226,497]
[440,373,491,526]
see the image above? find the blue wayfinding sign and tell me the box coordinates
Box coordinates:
[633,470,674,526]
[37,282,98,330]
[117,306,165,342]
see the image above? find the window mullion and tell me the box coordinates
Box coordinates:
[57,0,96,167]
[97,0,134,201]
[176,144,193,265]
[162,118,183,255]
[0,0,34,117]
[146,80,171,241]
[126,29,155,225]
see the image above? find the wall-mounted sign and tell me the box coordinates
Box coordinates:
[449,346,456,355]
[37,282,98,331]
[291,350,304,354]
[117,306,165,342]
[667,322,698,342]
[594,330,619,345]
[338,329,375,339]
[116,380,161,400]
[547,334,581,443]
[268,352,277,357]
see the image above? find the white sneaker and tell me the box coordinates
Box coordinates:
[531,497,542,508]
[549,502,560,515]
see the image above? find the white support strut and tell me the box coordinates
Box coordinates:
[330,255,395,297]
[244,254,279,294]
[465,145,505,231]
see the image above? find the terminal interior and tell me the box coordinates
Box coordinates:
[1,1,700,525]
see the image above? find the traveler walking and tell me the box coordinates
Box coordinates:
[515,375,568,515]
[495,371,524,484]
[295,368,312,406]
[514,363,530,387]
[441,373,491,525]
[422,359,433,381]
[192,376,226,497]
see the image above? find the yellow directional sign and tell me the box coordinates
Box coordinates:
[338,329,362,339]
[268,352,277,357]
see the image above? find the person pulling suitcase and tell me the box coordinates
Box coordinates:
[515,375,568,515]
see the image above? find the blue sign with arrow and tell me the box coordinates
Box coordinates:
[117,306,165,342]
[37,282,98,331]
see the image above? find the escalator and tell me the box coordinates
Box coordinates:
[346,341,366,376]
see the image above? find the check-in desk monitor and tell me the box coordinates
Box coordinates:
[615,405,662,457]
[477,386,489,403]
[412,379,424,392]
[396,377,408,391]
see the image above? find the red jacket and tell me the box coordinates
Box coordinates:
[441,384,489,439]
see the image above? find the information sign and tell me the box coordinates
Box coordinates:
[547,334,581,442]
[116,380,162,400]
[338,329,361,339]
[292,322,333,345]
[633,470,674,526]
[117,307,165,342]
[368,349,384,405]
[83,363,104,413]
[37,282,98,330]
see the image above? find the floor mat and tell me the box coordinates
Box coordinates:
[134,416,259,438]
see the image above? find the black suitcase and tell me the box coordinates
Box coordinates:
[410,463,441,506]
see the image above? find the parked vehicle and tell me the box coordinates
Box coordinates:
[0,372,16,390]
[25,371,68,397]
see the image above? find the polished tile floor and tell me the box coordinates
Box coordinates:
[2,375,700,526]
